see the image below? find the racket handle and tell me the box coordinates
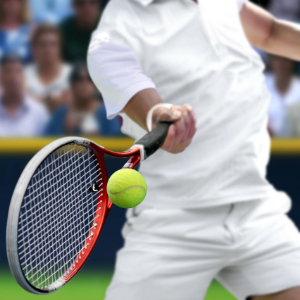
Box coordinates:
[135,122,172,160]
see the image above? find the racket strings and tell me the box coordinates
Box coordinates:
[21,149,94,211]
[25,210,102,287]
[18,159,101,252]
[19,202,103,271]
[24,145,98,287]
[23,146,85,194]
[17,143,103,290]
[18,168,102,241]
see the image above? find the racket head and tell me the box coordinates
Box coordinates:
[6,137,139,295]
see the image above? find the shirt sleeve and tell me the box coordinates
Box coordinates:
[87,34,156,120]
[237,0,248,11]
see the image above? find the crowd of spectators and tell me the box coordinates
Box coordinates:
[0,0,121,137]
[0,0,300,138]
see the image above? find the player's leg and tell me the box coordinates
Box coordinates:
[106,245,217,300]
[250,286,300,300]
[216,192,300,300]
[105,204,233,300]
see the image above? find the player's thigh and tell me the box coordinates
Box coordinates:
[217,195,300,300]
[105,246,219,300]
[250,286,300,300]
[105,206,229,300]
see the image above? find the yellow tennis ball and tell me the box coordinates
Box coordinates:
[107,169,147,209]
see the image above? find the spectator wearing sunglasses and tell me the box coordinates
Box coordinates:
[59,0,101,63]
[44,62,122,136]
[25,24,72,112]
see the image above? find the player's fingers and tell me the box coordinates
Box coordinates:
[164,106,186,146]
[185,104,197,140]
[181,104,197,141]
[179,104,195,144]
[162,124,176,151]
[173,116,187,146]
[167,138,192,154]
[160,104,196,153]
[178,104,194,144]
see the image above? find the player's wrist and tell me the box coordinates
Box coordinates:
[146,103,173,131]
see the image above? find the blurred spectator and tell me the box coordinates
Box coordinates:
[267,55,300,137]
[29,0,74,25]
[0,55,49,136]
[45,62,122,136]
[25,24,72,112]
[60,0,101,63]
[0,0,34,63]
[268,0,300,22]
[286,101,300,137]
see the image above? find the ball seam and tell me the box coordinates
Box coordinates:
[108,186,146,196]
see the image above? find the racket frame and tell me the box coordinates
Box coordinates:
[6,137,141,295]
[6,122,171,295]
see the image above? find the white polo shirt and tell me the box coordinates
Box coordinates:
[88,0,275,208]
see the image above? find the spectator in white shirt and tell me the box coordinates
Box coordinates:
[266,55,300,137]
[25,24,72,112]
[0,54,49,136]
[286,100,300,137]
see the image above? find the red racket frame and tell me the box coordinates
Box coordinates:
[60,143,142,285]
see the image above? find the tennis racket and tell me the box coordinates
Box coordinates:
[6,122,171,295]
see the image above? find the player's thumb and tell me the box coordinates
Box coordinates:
[154,107,182,124]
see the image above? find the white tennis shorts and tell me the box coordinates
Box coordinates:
[105,191,300,300]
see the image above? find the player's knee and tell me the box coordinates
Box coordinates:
[249,286,300,300]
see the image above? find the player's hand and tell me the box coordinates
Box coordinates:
[152,104,197,154]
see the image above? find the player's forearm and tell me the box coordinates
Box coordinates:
[88,36,196,153]
[122,88,165,131]
[240,3,300,61]
[262,19,300,61]
[123,89,197,154]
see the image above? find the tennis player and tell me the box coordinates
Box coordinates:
[88,1,300,299]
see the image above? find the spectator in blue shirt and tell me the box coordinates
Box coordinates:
[0,0,35,63]
[0,54,49,136]
[29,0,74,25]
[45,62,122,136]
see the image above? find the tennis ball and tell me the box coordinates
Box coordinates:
[107,169,147,209]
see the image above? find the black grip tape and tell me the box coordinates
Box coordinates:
[135,122,172,160]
